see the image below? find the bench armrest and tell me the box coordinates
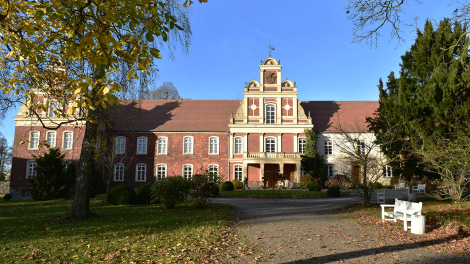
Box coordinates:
[380,205,395,208]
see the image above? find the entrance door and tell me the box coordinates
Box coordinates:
[352,165,361,182]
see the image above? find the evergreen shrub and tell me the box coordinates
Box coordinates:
[3,193,12,201]
[135,182,153,205]
[308,181,321,192]
[232,180,243,189]
[150,176,191,209]
[107,185,137,205]
[221,181,234,191]
[327,187,341,197]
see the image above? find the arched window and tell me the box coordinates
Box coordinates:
[26,161,37,178]
[183,164,193,179]
[266,105,275,124]
[234,137,243,154]
[183,136,194,154]
[136,164,146,182]
[156,164,167,181]
[46,131,56,148]
[137,137,148,154]
[298,138,306,154]
[63,131,73,149]
[208,165,219,181]
[115,137,126,154]
[324,140,333,155]
[29,131,40,149]
[265,137,276,152]
[234,165,243,181]
[114,163,124,181]
[209,137,219,154]
[157,137,168,154]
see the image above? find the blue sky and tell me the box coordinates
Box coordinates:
[0,0,457,145]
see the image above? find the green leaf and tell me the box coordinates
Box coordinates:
[146,32,154,42]
[150,48,162,59]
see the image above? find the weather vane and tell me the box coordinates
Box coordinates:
[265,38,275,57]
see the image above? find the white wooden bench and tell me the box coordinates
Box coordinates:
[381,198,423,231]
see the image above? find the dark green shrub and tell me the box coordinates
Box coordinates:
[150,177,191,209]
[3,193,12,201]
[374,182,383,189]
[107,185,137,205]
[202,182,220,197]
[308,181,321,192]
[135,182,153,205]
[190,171,221,208]
[232,180,243,189]
[221,181,234,191]
[327,187,341,197]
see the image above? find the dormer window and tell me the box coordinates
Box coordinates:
[49,101,59,117]
[266,105,275,124]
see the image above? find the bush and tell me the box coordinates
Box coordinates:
[308,181,321,192]
[327,187,341,197]
[3,193,12,201]
[190,172,221,208]
[232,180,243,189]
[374,182,383,189]
[299,175,317,189]
[151,176,191,209]
[325,174,348,188]
[107,185,137,205]
[135,182,153,205]
[221,181,234,191]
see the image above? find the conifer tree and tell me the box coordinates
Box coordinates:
[367,19,470,180]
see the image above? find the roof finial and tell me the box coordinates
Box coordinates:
[245,81,247,86]
[308,111,311,118]
[294,81,296,86]
[231,112,233,118]
[265,38,275,57]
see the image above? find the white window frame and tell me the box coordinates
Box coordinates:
[136,163,147,182]
[327,164,334,177]
[156,164,167,181]
[183,164,193,179]
[300,164,306,175]
[234,165,243,181]
[26,160,37,178]
[183,136,194,154]
[21,189,30,198]
[114,163,124,181]
[63,131,73,149]
[115,136,126,154]
[208,164,219,180]
[137,136,148,154]
[157,137,168,155]
[266,104,275,124]
[265,137,276,153]
[324,140,333,155]
[385,165,393,178]
[234,137,243,154]
[209,137,219,155]
[46,131,57,149]
[29,131,40,150]
[49,100,59,117]
[357,140,366,154]
[298,137,306,154]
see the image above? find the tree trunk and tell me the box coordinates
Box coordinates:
[68,119,98,219]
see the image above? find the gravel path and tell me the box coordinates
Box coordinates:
[211,197,469,264]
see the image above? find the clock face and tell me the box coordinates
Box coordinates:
[264,71,277,84]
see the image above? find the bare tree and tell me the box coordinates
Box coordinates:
[0,132,12,180]
[144,82,181,100]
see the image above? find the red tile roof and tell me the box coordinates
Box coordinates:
[301,101,379,133]
[110,100,379,133]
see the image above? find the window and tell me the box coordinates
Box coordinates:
[384,165,392,177]
[46,131,56,148]
[29,131,40,149]
[183,137,194,154]
[115,137,126,154]
[114,164,124,181]
[136,164,146,182]
[26,161,37,178]
[208,165,219,181]
[49,101,59,117]
[234,165,243,181]
[137,137,148,154]
[157,137,168,154]
[234,137,243,154]
[63,161,69,170]
[21,190,30,198]
[265,138,276,152]
[299,138,306,154]
[183,164,193,179]
[324,140,333,155]
[156,164,167,181]
[63,131,73,149]
[300,164,306,175]
[209,137,219,154]
[357,140,365,154]
[266,105,275,124]
[327,164,334,177]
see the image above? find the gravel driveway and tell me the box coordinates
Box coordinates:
[210,197,469,264]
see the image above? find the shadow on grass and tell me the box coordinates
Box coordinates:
[283,234,469,263]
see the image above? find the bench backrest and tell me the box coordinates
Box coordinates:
[394,198,422,213]
[418,184,426,189]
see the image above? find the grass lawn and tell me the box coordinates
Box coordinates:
[220,189,327,198]
[0,198,236,263]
